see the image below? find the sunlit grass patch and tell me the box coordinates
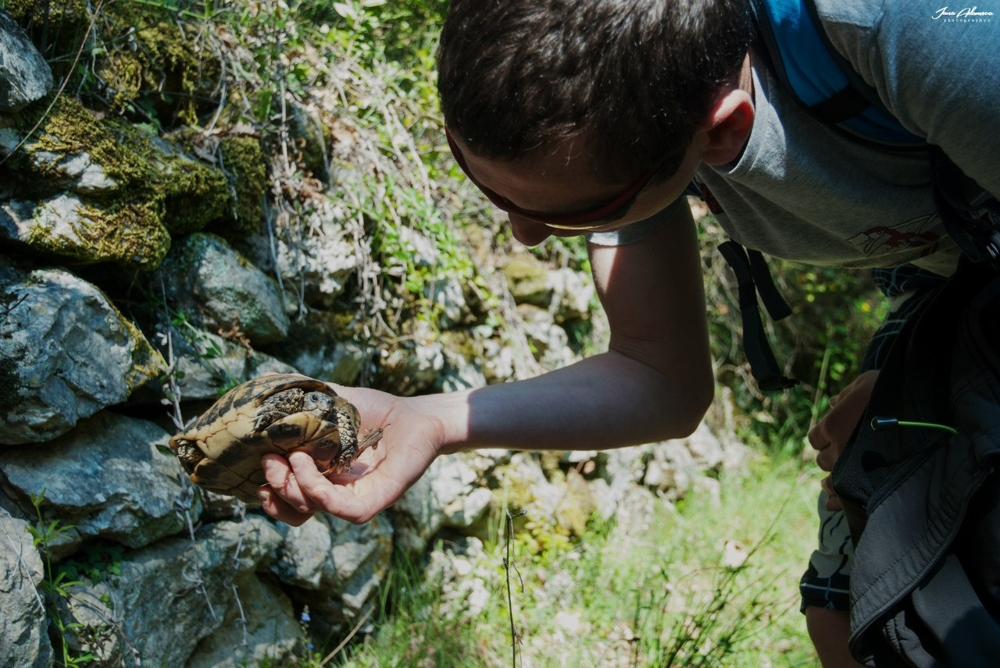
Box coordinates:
[326,456,822,667]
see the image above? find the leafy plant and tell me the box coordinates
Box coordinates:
[26,490,99,668]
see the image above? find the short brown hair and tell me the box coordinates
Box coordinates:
[438,0,752,182]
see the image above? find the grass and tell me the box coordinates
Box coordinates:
[316,455,823,667]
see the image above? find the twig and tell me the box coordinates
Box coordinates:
[503,508,527,668]
[316,603,375,666]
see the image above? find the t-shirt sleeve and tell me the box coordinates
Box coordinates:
[586,196,688,246]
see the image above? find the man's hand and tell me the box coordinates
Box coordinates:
[808,370,879,511]
[258,386,445,526]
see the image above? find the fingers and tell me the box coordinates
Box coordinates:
[258,454,319,524]
[821,476,843,512]
[815,441,840,472]
[258,486,314,526]
[259,452,380,525]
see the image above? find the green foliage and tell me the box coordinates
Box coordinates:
[322,458,817,666]
[25,490,99,668]
[56,542,126,586]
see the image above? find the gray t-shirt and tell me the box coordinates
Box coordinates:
[590,2,1000,277]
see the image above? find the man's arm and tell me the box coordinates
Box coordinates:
[260,201,713,524]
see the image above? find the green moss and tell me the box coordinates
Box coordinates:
[19,95,153,193]
[216,136,267,238]
[24,190,169,269]
[77,194,170,269]
[125,17,222,124]
[156,152,231,235]
[97,50,146,114]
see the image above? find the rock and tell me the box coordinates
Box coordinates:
[548,267,595,324]
[502,254,553,308]
[643,440,697,500]
[424,537,492,620]
[426,276,468,328]
[57,515,283,666]
[516,303,579,369]
[0,259,163,445]
[377,320,445,395]
[30,150,117,194]
[0,412,191,555]
[270,513,393,626]
[263,312,368,386]
[156,233,290,346]
[145,322,297,403]
[437,346,488,394]
[390,454,492,554]
[0,514,52,668]
[0,10,53,111]
[501,255,594,324]
[287,103,329,179]
[0,192,170,269]
[187,575,300,668]
[491,452,565,527]
[480,335,517,383]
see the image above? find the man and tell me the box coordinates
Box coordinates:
[259,1,1000,664]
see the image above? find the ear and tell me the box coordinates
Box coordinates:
[699,88,755,166]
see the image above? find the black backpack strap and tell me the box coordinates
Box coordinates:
[931,148,1000,269]
[718,241,799,391]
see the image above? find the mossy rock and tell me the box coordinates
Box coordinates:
[14,95,154,197]
[13,191,170,269]
[149,137,231,235]
[100,10,223,125]
[4,96,170,268]
[215,136,267,238]
[7,1,222,125]
[501,255,553,308]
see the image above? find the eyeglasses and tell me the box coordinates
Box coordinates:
[445,128,660,230]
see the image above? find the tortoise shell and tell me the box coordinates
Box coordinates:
[168,373,380,504]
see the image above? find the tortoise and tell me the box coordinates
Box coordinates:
[169,373,382,504]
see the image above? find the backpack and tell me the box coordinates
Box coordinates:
[831,261,1000,666]
[722,0,1000,392]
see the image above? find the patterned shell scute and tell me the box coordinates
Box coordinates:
[169,373,364,504]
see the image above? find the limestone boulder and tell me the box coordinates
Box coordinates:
[0,514,52,668]
[0,259,163,445]
[0,412,191,556]
[0,10,53,111]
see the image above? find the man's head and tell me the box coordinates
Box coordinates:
[438,0,753,185]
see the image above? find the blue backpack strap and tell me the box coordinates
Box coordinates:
[751,0,925,147]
